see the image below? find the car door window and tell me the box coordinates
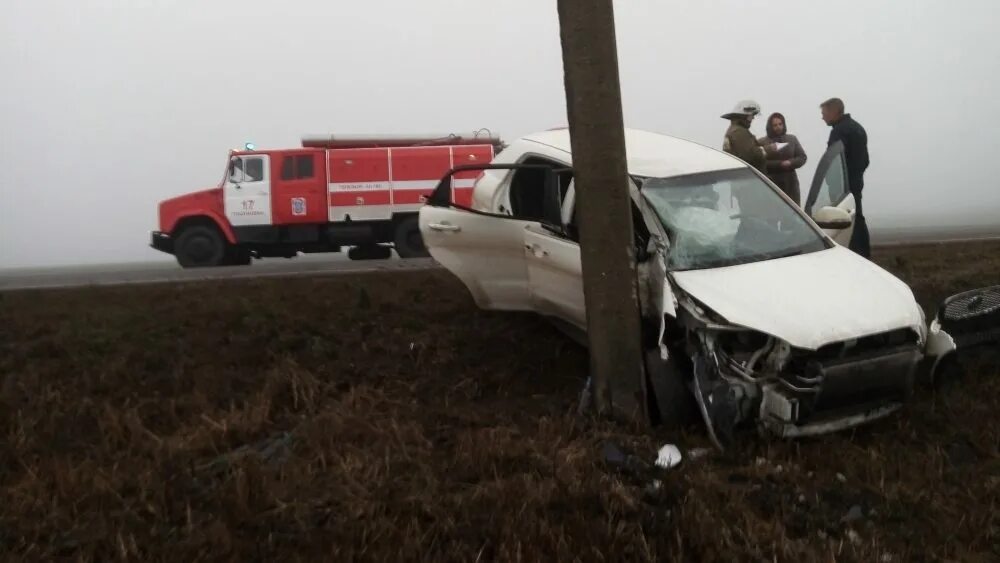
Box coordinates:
[507,157,573,220]
[561,181,650,254]
[811,152,846,210]
[805,141,849,215]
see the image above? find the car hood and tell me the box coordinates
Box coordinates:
[669,245,925,350]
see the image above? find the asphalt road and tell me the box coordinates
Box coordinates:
[0,255,439,292]
[2,225,997,292]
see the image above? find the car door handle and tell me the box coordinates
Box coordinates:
[429,222,460,232]
[525,243,548,257]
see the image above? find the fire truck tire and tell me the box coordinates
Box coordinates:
[393,216,430,258]
[174,225,227,268]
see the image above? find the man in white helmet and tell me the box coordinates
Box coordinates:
[721,100,772,174]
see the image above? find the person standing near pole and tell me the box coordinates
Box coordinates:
[820,97,870,258]
[721,100,771,175]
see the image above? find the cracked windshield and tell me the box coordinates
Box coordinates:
[641,168,828,270]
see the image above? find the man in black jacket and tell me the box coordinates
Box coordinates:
[821,97,870,258]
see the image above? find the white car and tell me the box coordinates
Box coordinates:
[418,127,998,447]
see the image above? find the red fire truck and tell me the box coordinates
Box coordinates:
[150,132,503,267]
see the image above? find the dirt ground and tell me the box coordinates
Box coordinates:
[1,240,998,562]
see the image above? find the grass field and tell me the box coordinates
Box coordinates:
[1,241,998,561]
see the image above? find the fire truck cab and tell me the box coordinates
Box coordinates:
[150,132,502,268]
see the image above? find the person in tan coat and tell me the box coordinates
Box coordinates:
[757,112,807,206]
[721,99,771,175]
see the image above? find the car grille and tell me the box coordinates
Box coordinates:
[938,286,1000,348]
[807,328,919,362]
[941,286,1000,321]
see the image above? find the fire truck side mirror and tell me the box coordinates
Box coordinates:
[228,157,243,183]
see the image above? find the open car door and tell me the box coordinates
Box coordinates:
[418,164,560,311]
[523,178,586,330]
[804,140,855,245]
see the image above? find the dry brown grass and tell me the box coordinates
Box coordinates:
[0,240,998,561]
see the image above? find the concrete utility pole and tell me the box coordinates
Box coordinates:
[556,0,648,425]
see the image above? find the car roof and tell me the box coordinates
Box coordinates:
[520,127,746,178]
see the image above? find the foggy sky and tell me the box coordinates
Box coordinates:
[2,0,998,268]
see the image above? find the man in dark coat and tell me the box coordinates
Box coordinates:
[757,112,807,206]
[821,97,870,258]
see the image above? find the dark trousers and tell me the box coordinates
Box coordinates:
[849,189,871,258]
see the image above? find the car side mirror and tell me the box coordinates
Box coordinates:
[812,206,853,230]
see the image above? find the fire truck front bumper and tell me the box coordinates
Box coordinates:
[150,231,174,255]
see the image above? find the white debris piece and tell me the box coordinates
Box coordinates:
[655,444,683,469]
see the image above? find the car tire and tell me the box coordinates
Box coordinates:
[393,216,430,258]
[175,225,227,268]
[644,348,699,428]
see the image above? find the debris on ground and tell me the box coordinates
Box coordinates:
[655,444,682,469]
[601,441,653,479]
[687,447,713,461]
[842,505,865,524]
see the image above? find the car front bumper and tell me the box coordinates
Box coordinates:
[758,343,922,438]
[150,231,174,255]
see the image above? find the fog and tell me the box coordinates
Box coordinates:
[1,0,998,268]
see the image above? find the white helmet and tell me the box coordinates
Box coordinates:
[721,99,762,120]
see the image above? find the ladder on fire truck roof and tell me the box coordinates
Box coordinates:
[300,129,505,151]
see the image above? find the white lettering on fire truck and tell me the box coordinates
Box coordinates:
[330,182,389,192]
[232,199,266,217]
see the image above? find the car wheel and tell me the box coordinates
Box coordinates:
[393,216,430,258]
[175,225,227,268]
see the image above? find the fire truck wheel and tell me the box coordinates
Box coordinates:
[174,225,226,268]
[394,216,430,258]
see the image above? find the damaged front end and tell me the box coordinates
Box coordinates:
[668,285,1000,450]
[672,293,924,449]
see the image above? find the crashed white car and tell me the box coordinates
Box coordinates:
[418,127,999,447]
